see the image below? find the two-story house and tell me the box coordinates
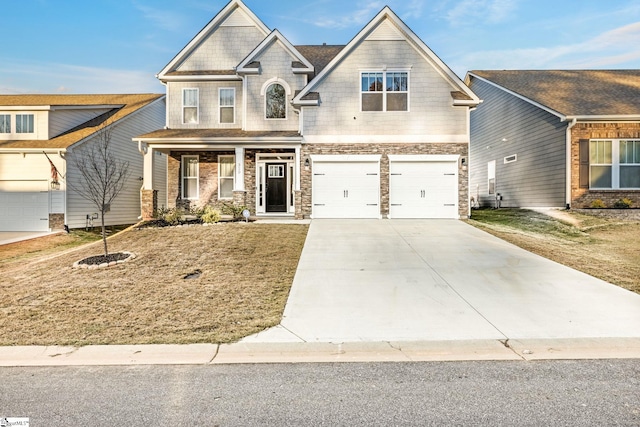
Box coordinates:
[0,94,166,231]
[135,0,479,220]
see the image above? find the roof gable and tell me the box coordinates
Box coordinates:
[293,6,479,106]
[157,0,270,80]
[237,29,314,75]
[468,70,640,118]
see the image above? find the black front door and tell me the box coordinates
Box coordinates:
[266,163,287,213]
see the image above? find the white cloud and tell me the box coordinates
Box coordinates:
[445,0,518,27]
[400,0,426,20]
[313,1,385,29]
[0,60,163,94]
[452,21,640,74]
[134,2,188,32]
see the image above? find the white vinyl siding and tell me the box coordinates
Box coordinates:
[182,155,199,200]
[219,88,235,124]
[182,88,199,124]
[218,155,235,200]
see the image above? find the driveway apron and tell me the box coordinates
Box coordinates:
[257,220,640,343]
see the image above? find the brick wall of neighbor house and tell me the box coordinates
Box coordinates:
[300,143,469,218]
[571,122,640,208]
[168,151,235,211]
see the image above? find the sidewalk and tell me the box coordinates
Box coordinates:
[1,338,639,366]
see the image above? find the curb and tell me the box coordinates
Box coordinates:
[1,338,638,367]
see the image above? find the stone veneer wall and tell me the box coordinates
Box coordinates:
[141,190,158,220]
[300,143,469,219]
[48,213,65,230]
[571,122,640,208]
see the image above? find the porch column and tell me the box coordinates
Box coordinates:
[235,147,245,191]
[142,145,154,190]
[295,146,301,191]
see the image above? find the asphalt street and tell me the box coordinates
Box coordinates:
[1,360,638,426]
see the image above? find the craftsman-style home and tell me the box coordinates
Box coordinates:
[135,0,479,220]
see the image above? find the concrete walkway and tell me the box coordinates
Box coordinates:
[242,220,640,345]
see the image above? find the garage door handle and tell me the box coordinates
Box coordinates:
[367,204,378,206]
[366,173,378,176]
[314,173,325,176]
[444,204,456,206]
[314,204,326,206]
[344,190,348,198]
[391,204,402,206]
[444,173,456,176]
[390,173,402,176]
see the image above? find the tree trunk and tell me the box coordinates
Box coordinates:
[101,210,108,256]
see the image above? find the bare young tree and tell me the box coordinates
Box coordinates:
[71,122,130,256]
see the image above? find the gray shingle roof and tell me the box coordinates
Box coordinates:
[295,45,345,77]
[470,70,640,117]
[136,128,301,140]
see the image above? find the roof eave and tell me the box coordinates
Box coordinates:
[160,75,242,82]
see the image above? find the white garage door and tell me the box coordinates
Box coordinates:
[312,156,380,219]
[389,156,459,219]
[0,181,50,231]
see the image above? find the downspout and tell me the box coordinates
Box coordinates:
[565,118,578,209]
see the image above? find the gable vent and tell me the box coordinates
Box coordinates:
[366,20,405,41]
[221,8,254,27]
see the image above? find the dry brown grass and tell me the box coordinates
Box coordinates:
[0,224,308,346]
[468,209,640,295]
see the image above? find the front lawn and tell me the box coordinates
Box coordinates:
[0,223,308,346]
[467,209,640,295]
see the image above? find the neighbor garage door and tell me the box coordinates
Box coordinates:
[389,155,459,219]
[0,180,50,231]
[312,155,380,218]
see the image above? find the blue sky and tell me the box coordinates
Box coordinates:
[2,0,640,94]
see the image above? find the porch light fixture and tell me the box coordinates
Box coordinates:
[51,180,60,190]
[304,157,310,169]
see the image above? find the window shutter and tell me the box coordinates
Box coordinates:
[579,139,589,188]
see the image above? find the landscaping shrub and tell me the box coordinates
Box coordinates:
[201,206,221,224]
[613,198,633,209]
[590,199,607,209]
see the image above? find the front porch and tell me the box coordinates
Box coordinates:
[135,129,303,220]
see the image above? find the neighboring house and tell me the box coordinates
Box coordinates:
[466,70,640,209]
[0,94,166,231]
[135,0,479,220]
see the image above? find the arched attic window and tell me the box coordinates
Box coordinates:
[266,83,287,119]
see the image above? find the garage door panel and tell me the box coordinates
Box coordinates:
[389,161,458,219]
[0,182,50,231]
[313,161,380,219]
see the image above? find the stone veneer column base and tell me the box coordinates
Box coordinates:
[141,189,158,220]
[294,191,303,219]
[49,213,65,230]
[233,191,248,211]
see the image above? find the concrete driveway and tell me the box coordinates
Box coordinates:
[245,220,640,344]
[0,231,59,246]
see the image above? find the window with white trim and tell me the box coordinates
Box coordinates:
[16,114,34,133]
[590,139,640,189]
[266,83,286,119]
[361,71,409,112]
[0,115,10,133]
[219,88,235,124]
[218,155,235,200]
[182,88,199,124]
[181,155,199,199]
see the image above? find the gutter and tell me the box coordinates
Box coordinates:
[563,118,578,208]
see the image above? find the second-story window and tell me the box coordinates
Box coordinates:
[219,88,235,124]
[183,88,199,124]
[266,83,286,119]
[0,115,10,133]
[16,114,34,133]
[361,71,409,112]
